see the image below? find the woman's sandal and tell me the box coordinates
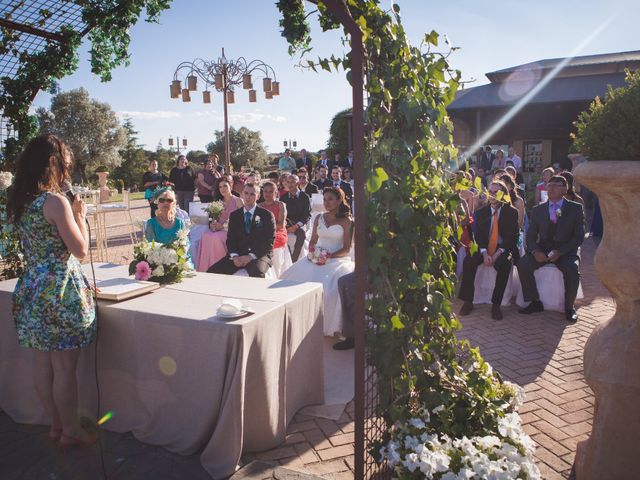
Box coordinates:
[58,431,98,452]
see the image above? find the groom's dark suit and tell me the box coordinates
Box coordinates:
[459,203,519,305]
[207,205,275,278]
[517,199,585,309]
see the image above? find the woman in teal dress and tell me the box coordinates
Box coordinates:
[7,134,97,450]
[145,188,194,267]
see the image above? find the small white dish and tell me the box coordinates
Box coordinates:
[216,306,254,318]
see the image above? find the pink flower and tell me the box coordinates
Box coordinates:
[135,261,151,281]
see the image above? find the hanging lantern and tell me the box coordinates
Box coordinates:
[168,138,174,146]
[182,88,191,102]
[226,90,235,104]
[265,91,273,99]
[263,77,272,92]
[187,75,198,91]
[293,140,297,148]
[242,73,252,89]
[170,80,181,98]
[214,73,224,90]
[182,138,188,147]
[271,81,280,96]
[203,90,211,103]
[283,139,288,147]
[248,89,257,102]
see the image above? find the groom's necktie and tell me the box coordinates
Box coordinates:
[244,211,252,234]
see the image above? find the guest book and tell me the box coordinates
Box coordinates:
[95,278,159,301]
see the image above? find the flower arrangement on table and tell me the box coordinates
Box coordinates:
[128,229,193,284]
[307,245,330,265]
[380,379,540,479]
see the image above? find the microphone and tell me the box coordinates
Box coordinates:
[61,180,76,204]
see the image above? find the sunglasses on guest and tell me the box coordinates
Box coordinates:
[158,198,174,203]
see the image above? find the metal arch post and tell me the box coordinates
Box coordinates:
[314,1,366,477]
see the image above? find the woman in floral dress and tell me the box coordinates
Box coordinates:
[7,134,97,450]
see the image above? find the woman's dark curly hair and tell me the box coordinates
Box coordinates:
[323,186,351,219]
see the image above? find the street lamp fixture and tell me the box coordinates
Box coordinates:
[168,136,188,154]
[283,139,297,149]
[170,48,279,173]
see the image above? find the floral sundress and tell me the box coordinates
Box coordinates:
[12,192,96,350]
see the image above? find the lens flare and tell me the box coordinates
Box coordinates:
[159,356,177,376]
[98,411,114,426]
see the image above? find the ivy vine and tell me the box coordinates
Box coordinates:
[278,0,517,452]
[0,0,172,168]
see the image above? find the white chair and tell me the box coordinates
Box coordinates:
[516,264,584,312]
[85,191,107,262]
[271,246,293,278]
[472,264,518,306]
[97,190,137,260]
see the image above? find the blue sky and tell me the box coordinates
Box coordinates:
[32,0,639,154]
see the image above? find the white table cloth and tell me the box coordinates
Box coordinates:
[0,264,324,479]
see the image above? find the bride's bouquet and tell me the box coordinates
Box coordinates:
[202,201,224,221]
[307,246,330,266]
[129,229,193,284]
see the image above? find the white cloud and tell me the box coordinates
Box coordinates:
[229,113,287,123]
[117,110,182,119]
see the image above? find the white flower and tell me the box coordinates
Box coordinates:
[152,265,164,277]
[409,418,426,430]
[477,435,501,449]
[498,413,522,440]
[254,215,261,223]
[0,171,13,190]
[432,405,445,414]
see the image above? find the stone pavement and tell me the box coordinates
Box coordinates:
[1,200,611,479]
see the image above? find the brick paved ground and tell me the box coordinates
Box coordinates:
[3,201,611,478]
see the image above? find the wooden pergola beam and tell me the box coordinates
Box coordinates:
[0,17,67,43]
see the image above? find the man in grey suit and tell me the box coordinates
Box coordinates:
[518,175,585,322]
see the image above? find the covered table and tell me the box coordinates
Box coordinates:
[0,264,324,478]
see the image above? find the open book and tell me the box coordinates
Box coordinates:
[95,278,159,301]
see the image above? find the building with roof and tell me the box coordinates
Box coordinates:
[448,50,640,172]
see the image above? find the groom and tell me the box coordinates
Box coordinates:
[207,183,276,278]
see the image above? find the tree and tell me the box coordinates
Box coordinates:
[326,107,352,158]
[36,88,126,182]
[186,150,208,165]
[206,126,269,171]
[111,117,148,188]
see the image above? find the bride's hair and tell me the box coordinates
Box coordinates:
[323,186,351,219]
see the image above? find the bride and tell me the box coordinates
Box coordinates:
[281,187,354,336]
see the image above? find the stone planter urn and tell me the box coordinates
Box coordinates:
[97,171,110,202]
[574,161,640,480]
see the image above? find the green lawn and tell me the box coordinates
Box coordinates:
[106,191,146,203]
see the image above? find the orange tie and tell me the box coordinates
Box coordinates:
[487,209,499,256]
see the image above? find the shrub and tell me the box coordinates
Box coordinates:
[572,70,640,161]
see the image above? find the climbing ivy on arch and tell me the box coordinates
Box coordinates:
[277,0,519,446]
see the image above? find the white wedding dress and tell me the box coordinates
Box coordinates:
[281,214,355,336]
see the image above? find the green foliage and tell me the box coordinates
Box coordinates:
[280,0,514,444]
[572,70,640,161]
[326,107,352,158]
[206,126,269,171]
[36,88,126,182]
[0,1,171,168]
[276,0,311,56]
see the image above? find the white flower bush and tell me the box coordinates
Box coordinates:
[0,171,14,190]
[381,399,540,480]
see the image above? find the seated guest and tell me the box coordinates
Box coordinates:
[196,178,244,272]
[499,174,525,229]
[196,158,218,203]
[145,188,193,266]
[458,180,519,320]
[342,167,354,190]
[259,181,288,251]
[296,148,313,170]
[232,174,244,196]
[278,172,290,197]
[330,166,353,205]
[207,183,275,278]
[281,174,311,262]
[298,167,319,197]
[559,171,584,205]
[535,167,554,205]
[313,164,332,190]
[518,175,585,322]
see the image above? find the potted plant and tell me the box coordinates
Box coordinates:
[572,70,640,480]
[94,165,110,201]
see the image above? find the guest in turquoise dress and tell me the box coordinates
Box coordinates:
[7,134,97,450]
[145,187,194,267]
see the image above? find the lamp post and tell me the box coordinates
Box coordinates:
[170,48,279,173]
[168,136,188,155]
[283,139,297,149]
